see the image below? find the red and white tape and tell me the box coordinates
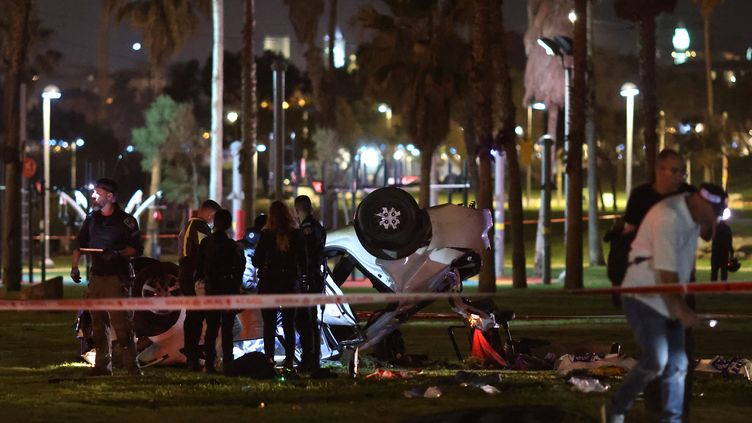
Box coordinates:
[0,292,480,312]
[2,281,751,312]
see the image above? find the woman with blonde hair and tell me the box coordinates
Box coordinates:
[252,200,306,368]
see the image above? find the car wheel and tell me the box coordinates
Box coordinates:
[354,186,431,260]
[132,260,181,338]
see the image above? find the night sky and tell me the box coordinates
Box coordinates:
[34,0,752,85]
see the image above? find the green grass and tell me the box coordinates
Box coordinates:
[3,266,752,422]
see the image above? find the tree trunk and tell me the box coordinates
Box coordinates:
[241,0,258,227]
[96,1,112,122]
[1,0,32,291]
[534,110,557,277]
[586,0,604,266]
[565,0,586,290]
[472,0,495,292]
[144,155,161,258]
[491,0,525,288]
[639,15,658,181]
[210,0,225,203]
[327,0,337,70]
[703,15,714,118]
[418,149,434,209]
[461,113,480,197]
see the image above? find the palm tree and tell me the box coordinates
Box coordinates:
[614,0,677,181]
[471,0,496,292]
[0,0,32,291]
[209,0,224,202]
[490,0,527,289]
[523,0,571,278]
[695,0,722,119]
[356,0,468,208]
[116,0,209,254]
[240,0,258,226]
[96,0,126,122]
[585,0,604,266]
[565,0,587,289]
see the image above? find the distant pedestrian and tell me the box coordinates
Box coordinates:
[70,178,143,376]
[711,220,734,282]
[178,199,221,371]
[252,201,306,369]
[604,183,728,423]
[295,195,327,371]
[195,209,246,375]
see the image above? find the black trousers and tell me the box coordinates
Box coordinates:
[183,310,205,362]
[295,306,320,368]
[710,259,728,281]
[261,307,296,364]
[204,310,236,368]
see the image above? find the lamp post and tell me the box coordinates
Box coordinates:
[620,82,640,196]
[42,85,61,266]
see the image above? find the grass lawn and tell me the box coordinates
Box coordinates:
[2,267,752,422]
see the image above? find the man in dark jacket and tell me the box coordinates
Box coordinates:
[70,178,143,376]
[196,209,246,375]
[711,220,734,281]
[178,199,221,370]
[295,195,326,371]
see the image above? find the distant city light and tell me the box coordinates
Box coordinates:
[695,123,705,133]
[256,144,267,152]
[360,146,381,168]
[226,111,239,123]
[568,10,577,23]
[132,42,142,51]
[75,138,85,147]
[126,145,135,153]
[672,26,690,51]
[515,126,524,136]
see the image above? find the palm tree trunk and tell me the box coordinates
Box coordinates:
[96,1,112,122]
[327,0,337,70]
[461,112,480,196]
[1,0,32,292]
[639,15,658,181]
[491,0,525,288]
[586,0,604,266]
[144,155,161,258]
[565,0,586,290]
[703,15,714,118]
[241,0,257,227]
[210,0,225,203]
[418,149,434,209]
[472,0,495,292]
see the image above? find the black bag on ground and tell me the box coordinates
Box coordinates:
[233,352,278,379]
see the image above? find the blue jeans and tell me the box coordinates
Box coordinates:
[611,298,688,423]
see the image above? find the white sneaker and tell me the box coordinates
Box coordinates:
[600,403,624,423]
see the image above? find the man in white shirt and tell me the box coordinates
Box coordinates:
[604,183,728,423]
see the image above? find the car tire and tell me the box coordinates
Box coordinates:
[353,186,431,260]
[132,259,181,338]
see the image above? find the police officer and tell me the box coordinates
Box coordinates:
[294,195,326,371]
[70,178,143,376]
[177,199,221,371]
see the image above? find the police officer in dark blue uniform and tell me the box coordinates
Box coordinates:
[70,178,143,376]
[294,195,326,371]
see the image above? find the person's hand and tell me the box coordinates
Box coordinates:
[70,266,81,283]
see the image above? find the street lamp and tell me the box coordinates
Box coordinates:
[42,85,61,266]
[620,82,640,196]
[377,103,392,128]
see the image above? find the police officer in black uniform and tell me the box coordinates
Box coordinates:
[177,199,221,371]
[70,178,143,376]
[294,195,326,371]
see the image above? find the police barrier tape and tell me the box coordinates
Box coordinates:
[2,281,752,311]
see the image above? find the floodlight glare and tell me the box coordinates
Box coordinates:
[532,102,546,110]
[620,82,640,97]
[42,85,61,99]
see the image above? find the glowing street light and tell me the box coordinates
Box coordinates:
[42,85,61,266]
[132,42,142,51]
[226,110,239,123]
[620,82,640,196]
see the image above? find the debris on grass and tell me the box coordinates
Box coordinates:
[365,368,423,379]
[695,356,752,380]
[555,353,636,376]
[567,376,609,393]
[403,385,443,399]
